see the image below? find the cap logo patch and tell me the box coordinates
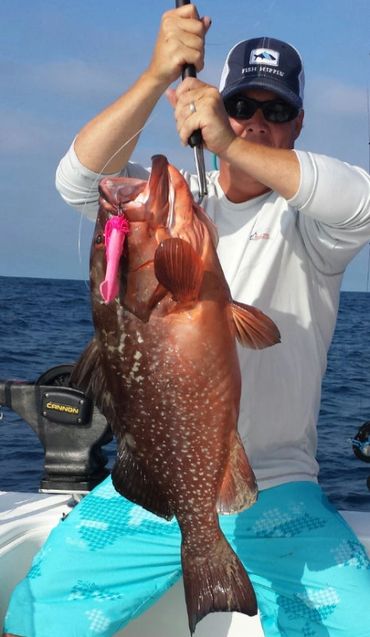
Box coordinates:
[250,48,279,67]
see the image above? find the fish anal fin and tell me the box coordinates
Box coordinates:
[217,431,258,514]
[231,300,281,349]
[112,440,174,520]
[154,238,204,303]
[182,533,257,634]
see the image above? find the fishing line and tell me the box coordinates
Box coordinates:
[352,79,370,452]
[366,85,370,293]
[367,85,370,177]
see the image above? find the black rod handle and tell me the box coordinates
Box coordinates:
[175,0,202,148]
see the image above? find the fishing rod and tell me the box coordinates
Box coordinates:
[175,0,203,149]
[175,0,208,201]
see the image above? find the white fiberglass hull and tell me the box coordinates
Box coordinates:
[1,491,369,637]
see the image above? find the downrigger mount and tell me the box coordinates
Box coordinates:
[352,421,370,491]
[0,364,112,494]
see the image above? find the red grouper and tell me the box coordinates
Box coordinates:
[71,154,281,634]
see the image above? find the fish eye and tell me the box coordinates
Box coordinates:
[95,233,104,248]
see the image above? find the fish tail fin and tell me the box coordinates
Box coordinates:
[182,533,257,634]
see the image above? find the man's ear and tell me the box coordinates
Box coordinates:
[294,109,304,140]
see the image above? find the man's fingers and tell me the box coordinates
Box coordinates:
[201,15,212,33]
[166,88,177,109]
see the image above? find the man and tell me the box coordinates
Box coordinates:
[4,5,370,637]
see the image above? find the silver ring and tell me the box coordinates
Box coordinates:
[189,101,196,114]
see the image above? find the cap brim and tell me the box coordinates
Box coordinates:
[221,77,302,110]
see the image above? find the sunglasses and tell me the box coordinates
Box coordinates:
[224,95,299,123]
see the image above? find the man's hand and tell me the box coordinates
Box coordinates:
[147,5,211,89]
[167,77,236,157]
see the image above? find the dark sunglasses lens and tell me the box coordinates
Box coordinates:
[225,96,298,123]
[264,101,298,123]
[224,97,256,119]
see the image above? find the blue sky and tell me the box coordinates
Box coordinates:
[1,0,369,289]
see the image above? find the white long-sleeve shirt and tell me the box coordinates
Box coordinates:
[56,144,370,490]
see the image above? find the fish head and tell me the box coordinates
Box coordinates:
[91,155,219,317]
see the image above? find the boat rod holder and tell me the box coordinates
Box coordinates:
[0,364,112,494]
[352,421,370,491]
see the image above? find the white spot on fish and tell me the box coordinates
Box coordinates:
[124,433,136,449]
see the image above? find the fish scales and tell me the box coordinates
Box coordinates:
[71,154,280,634]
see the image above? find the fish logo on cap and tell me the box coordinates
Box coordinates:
[250,48,280,67]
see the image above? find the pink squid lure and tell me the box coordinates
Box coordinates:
[99,215,130,304]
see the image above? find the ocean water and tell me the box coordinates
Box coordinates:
[0,276,369,511]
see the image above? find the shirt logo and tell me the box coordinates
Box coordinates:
[249,231,270,241]
[249,48,279,67]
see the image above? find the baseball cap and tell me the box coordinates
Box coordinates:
[219,37,305,109]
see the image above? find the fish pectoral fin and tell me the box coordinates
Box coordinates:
[182,533,257,634]
[112,440,174,520]
[154,238,204,303]
[217,431,258,514]
[231,300,281,349]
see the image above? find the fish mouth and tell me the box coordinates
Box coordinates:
[98,178,147,210]
[98,156,171,226]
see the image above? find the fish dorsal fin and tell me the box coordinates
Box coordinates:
[231,300,281,349]
[154,237,204,303]
[217,431,258,514]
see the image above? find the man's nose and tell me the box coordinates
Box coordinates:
[245,106,268,131]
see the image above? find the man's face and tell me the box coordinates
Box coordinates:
[227,88,304,149]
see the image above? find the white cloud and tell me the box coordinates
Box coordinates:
[0,109,64,155]
[0,57,128,101]
[27,59,123,98]
[297,73,368,169]
[0,57,129,158]
[306,75,367,115]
